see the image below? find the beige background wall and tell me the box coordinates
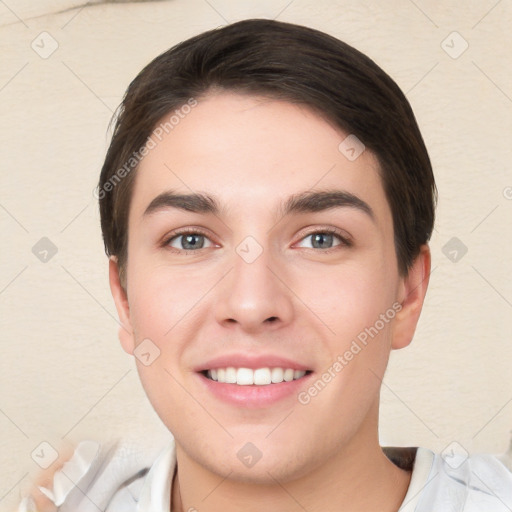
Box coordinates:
[1,0,511,509]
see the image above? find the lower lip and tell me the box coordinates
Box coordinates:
[198,372,313,408]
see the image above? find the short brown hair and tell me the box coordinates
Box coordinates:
[98,18,436,282]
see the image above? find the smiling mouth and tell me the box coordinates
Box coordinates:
[201,367,312,386]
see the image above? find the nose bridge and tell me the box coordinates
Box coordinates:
[214,236,294,331]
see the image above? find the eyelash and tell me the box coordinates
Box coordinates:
[161,227,352,253]
[161,228,215,253]
[295,227,353,253]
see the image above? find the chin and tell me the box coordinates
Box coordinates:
[191,438,320,485]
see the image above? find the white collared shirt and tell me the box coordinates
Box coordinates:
[22,439,512,511]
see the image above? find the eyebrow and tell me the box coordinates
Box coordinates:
[143,191,219,216]
[281,190,374,219]
[143,189,374,220]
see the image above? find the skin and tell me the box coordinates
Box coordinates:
[106,91,431,512]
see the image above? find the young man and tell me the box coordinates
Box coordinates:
[21,18,512,512]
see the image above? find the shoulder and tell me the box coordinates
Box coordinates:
[107,441,176,511]
[405,447,512,512]
[20,439,174,512]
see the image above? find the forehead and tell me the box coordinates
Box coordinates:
[130,92,390,225]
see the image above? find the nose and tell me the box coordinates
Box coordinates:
[213,245,295,334]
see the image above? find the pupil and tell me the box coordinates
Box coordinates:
[183,234,203,250]
[312,233,332,249]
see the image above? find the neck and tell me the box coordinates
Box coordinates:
[170,410,411,512]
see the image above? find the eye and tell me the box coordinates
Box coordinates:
[166,231,215,251]
[295,230,350,250]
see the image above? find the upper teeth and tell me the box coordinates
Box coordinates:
[207,367,307,385]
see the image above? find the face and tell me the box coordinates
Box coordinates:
[110,91,429,483]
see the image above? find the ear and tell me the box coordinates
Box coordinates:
[392,245,431,350]
[109,257,135,355]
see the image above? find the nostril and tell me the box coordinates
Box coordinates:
[266,316,278,323]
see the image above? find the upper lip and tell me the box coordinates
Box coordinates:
[195,354,312,372]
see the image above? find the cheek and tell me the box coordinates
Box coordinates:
[294,264,397,426]
[127,260,195,335]
[125,268,195,418]
[125,261,219,369]
[294,261,397,341]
